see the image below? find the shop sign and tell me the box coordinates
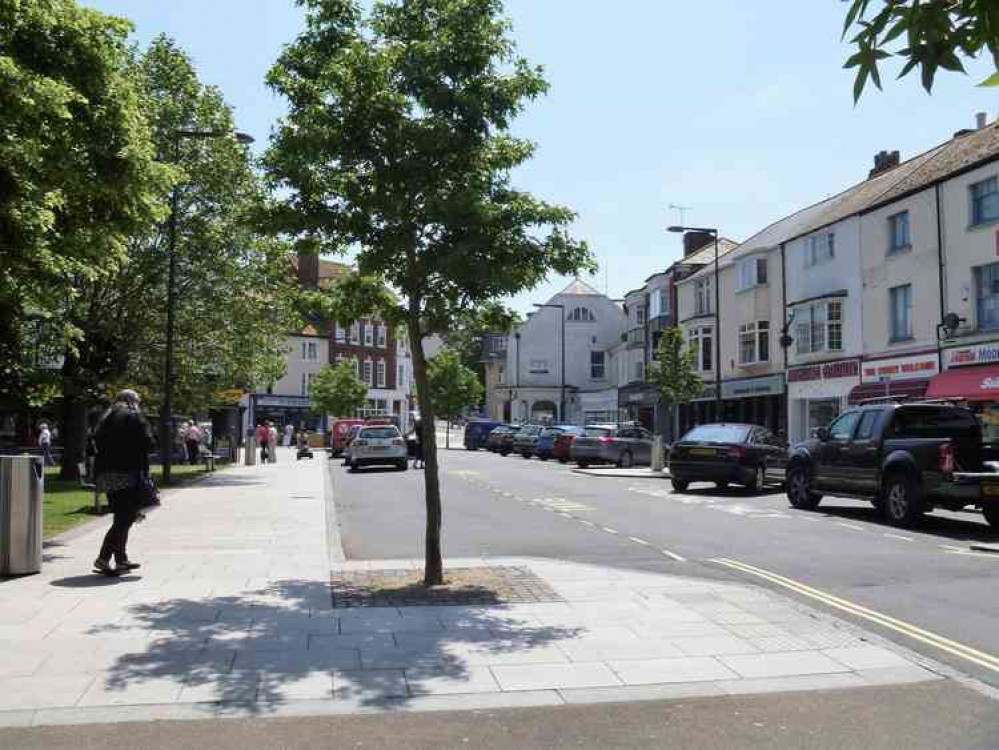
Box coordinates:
[256,395,312,408]
[944,342,999,369]
[623,389,658,406]
[788,359,859,384]
[861,353,938,383]
[691,384,718,402]
[721,375,783,399]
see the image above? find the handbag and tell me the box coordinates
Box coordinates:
[95,470,140,494]
[138,474,161,508]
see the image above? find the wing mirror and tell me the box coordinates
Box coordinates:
[815,427,830,442]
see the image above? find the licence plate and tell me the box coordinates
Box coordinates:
[371,445,389,451]
[690,448,716,457]
[983,483,999,497]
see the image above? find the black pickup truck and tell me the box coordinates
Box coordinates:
[786,403,999,529]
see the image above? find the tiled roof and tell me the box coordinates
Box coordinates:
[681,237,741,267]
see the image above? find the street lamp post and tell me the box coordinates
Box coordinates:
[159,128,254,485]
[533,303,566,424]
[668,225,722,419]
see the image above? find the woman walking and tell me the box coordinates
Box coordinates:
[92,389,152,576]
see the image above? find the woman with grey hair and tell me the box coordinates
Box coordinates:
[92,389,153,576]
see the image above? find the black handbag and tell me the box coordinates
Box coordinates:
[138,475,161,508]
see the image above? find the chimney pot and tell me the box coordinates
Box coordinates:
[977,112,987,130]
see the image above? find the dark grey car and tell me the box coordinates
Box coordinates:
[570,424,653,468]
[511,425,544,458]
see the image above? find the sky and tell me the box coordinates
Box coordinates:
[82,0,999,314]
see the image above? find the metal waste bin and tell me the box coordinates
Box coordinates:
[0,455,44,575]
[244,431,256,466]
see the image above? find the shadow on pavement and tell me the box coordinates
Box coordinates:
[85,579,582,712]
[49,574,142,588]
[811,503,998,543]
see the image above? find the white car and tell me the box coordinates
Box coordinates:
[347,425,408,471]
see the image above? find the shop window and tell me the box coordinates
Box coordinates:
[971,176,999,226]
[889,284,913,341]
[975,262,999,330]
[887,211,911,254]
[590,351,606,379]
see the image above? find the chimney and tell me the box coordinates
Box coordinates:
[296,249,319,289]
[682,230,715,257]
[977,112,988,130]
[869,149,900,178]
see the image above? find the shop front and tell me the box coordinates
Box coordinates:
[848,352,938,405]
[928,342,999,441]
[580,389,619,426]
[719,374,785,435]
[677,382,719,436]
[246,394,326,435]
[617,384,658,431]
[787,358,860,443]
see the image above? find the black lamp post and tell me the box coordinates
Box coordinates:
[668,225,722,418]
[160,128,254,485]
[533,303,566,424]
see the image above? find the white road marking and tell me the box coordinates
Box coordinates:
[629,536,651,546]
[558,512,574,519]
[661,548,687,562]
[578,519,596,527]
[940,544,964,552]
[602,527,619,535]
[836,522,865,531]
[883,533,914,542]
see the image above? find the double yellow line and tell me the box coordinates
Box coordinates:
[711,557,999,675]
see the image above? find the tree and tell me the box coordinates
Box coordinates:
[646,327,703,442]
[427,348,485,446]
[310,360,368,419]
[0,0,170,407]
[843,0,999,101]
[441,302,521,399]
[265,0,592,585]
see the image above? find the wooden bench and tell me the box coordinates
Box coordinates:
[198,445,225,471]
[77,462,102,514]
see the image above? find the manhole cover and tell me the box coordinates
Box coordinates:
[330,565,563,608]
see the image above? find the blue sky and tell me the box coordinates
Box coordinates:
[84,0,998,313]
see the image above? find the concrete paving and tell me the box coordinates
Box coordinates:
[572,467,670,479]
[0,450,947,727]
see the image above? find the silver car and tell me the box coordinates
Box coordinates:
[570,424,654,468]
[347,425,408,471]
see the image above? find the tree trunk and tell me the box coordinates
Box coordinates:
[58,353,88,481]
[408,312,444,586]
[445,420,450,450]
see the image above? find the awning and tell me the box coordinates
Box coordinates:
[925,365,999,401]
[848,378,930,405]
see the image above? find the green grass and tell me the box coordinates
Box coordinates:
[42,463,213,540]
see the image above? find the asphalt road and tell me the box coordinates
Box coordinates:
[331,448,999,691]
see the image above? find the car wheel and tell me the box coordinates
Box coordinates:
[983,502,999,529]
[397,461,408,471]
[883,472,923,527]
[786,466,822,510]
[618,451,634,468]
[558,458,567,464]
[715,481,729,490]
[748,465,765,494]
[522,453,531,459]
[672,478,688,492]
[577,462,589,469]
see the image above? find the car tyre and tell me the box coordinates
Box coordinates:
[786,466,822,510]
[577,462,589,469]
[882,472,924,527]
[748,465,765,494]
[397,461,408,471]
[715,481,729,490]
[618,451,634,468]
[983,502,999,529]
[672,478,689,493]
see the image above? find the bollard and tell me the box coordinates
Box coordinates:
[652,435,664,472]
[245,433,257,466]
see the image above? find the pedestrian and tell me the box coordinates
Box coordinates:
[184,421,202,465]
[284,423,294,447]
[256,421,271,463]
[412,420,424,470]
[92,389,152,576]
[37,422,54,466]
[268,422,279,462]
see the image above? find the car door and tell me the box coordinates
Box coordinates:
[756,428,787,482]
[815,411,862,492]
[637,428,653,464]
[844,410,882,495]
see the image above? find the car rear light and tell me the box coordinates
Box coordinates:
[598,437,614,443]
[392,439,404,446]
[726,445,746,461]
[354,439,368,446]
[939,442,954,474]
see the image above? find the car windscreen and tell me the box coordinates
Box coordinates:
[583,427,612,437]
[359,427,400,439]
[681,425,750,444]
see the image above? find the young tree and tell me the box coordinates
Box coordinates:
[265,0,592,584]
[427,348,485,447]
[310,360,369,420]
[843,0,999,101]
[646,327,703,442]
[443,302,521,393]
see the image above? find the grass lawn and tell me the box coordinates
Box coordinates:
[42,463,214,540]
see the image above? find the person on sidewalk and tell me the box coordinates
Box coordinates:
[92,389,151,576]
[184,421,202,465]
[256,421,271,463]
[37,422,54,466]
[412,420,424,470]
[268,422,279,462]
[284,423,294,447]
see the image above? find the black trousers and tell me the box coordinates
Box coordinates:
[98,488,140,564]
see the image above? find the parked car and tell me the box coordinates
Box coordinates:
[786,402,999,529]
[486,425,516,452]
[512,425,544,458]
[534,426,576,460]
[329,418,364,457]
[464,419,504,451]
[571,424,653,468]
[668,423,788,493]
[553,426,586,463]
[346,425,408,471]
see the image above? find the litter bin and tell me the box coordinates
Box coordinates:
[0,455,44,575]
[244,430,257,466]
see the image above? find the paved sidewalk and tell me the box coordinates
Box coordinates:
[573,467,670,479]
[0,451,942,727]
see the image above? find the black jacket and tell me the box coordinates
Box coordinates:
[94,406,152,476]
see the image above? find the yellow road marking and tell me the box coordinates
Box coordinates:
[711,557,999,675]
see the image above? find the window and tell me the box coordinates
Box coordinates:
[635,305,646,325]
[887,211,911,253]
[363,322,373,346]
[353,357,360,378]
[568,307,595,322]
[828,411,860,441]
[529,359,549,373]
[795,300,843,355]
[334,323,345,343]
[362,359,372,385]
[632,360,645,382]
[376,360,386,387]
[302,341,317,361]
[588,351,606,379]
[889,285,913,341]
[301,373,307,396]
[971,177,999,226]
[694,278,712,315]
[376,323,386,348]
[689,326,713,372]
[737,257,768,290]
[398,364,406,388]
[804,232,835,267]
[975,262,999,329]
[738,321,770,365]
[855,411,881,441]
[649,290,661,319]
[349,322,359,344]
[658,289,669,317]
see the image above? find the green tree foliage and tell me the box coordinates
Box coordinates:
[265,0,592,584]
[646,327,703,438]
[310,360,368,419]
[843,0,999,101]
[427,348,485,422]
[0,0,170,401]
[442,302,521,393]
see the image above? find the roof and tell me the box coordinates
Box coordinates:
[681,237,741,267]
[551,278,603,298]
